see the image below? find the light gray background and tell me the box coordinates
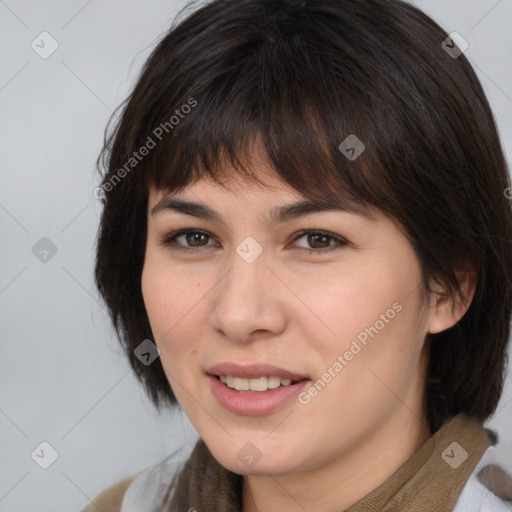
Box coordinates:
[1,1,511,510]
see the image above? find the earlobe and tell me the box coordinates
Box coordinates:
[427,269,478,334]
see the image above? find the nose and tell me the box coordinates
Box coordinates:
[209,247,287,344]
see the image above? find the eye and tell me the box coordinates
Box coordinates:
[162,229,216,251]
[291,230,348,255]
[161,228,348,255]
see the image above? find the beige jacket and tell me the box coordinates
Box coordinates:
[80,476,136,512]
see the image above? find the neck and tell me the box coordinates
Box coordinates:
[242,409,431,512]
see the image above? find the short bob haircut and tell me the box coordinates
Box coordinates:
[95,0,512,434]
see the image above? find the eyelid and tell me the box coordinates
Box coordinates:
[162,228,216,248]
[292,229,348,252]
[161,228,348,254]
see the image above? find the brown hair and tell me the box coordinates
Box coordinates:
[95,0,512,436]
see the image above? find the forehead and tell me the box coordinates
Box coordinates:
[149,169,298,204]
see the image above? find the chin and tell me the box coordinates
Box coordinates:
[219,457,294,477]
[207,440,302,477]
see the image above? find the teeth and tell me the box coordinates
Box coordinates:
[267,376,282,389]
[233,377,249,391]
[218,375,296,392]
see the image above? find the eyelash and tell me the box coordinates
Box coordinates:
[161,229,348,256]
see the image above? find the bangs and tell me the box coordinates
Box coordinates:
[133,3,394,213]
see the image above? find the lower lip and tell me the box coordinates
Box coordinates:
[208,375,310,416]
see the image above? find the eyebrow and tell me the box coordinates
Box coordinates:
[150,196,372,226]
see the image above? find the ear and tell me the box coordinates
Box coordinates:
[427,269,478,334]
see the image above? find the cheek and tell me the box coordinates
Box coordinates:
[293,261,415,354]
[141,257,210,387]
[141,262,203,403]
[302,249,426,385]
[141,263,171,337]
[142,256,203,337]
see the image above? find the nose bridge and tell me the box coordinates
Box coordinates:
[224,233,267,293]
[209,238,286,341]
[219,240,267,312]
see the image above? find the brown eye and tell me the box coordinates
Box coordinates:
[308,233,330,249]
[293,230,348,255]
[185,232,209,247]
[162,228,347,255]
[163,229,216,250]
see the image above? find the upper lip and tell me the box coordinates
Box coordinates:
[207,362,310,381]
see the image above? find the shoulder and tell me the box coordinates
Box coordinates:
[79,475,137,512]
[79,459,183,512]
[120,458,183,512]
[453,446,512,512]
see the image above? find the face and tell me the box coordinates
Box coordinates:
[141,158,434,477]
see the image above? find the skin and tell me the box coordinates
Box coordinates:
[141,150,475,512]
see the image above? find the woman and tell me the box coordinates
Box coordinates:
[88,0,512,510]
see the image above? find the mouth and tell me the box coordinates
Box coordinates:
[206,362,309,389]
[212,374,306,393]
[206,362,311,415]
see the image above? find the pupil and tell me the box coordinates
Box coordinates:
[188,233,205,246]
[310,234,328,248]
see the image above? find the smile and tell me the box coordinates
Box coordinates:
[217,374,297,392]
[209,374,310,415]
